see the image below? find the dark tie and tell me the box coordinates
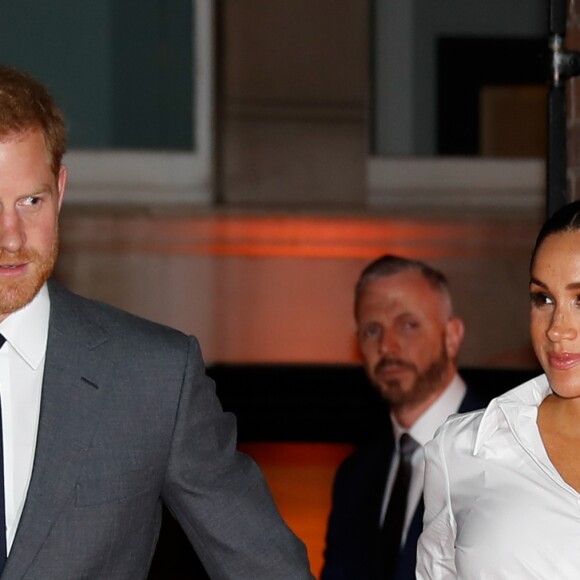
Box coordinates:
[379,432,419,579]
[0,334,7,574]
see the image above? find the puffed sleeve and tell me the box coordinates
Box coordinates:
[416,423,457,579]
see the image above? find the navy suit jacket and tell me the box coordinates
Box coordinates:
[320,388,484,580]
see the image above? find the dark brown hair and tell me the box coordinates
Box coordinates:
[531,200,580,269]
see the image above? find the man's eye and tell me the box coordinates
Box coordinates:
[398,318,419,333]
[360,324,381,340]
[18,196,42,208]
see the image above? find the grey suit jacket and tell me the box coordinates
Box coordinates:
[1,280,313,580]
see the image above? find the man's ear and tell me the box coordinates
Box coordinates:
[445,317,465,359]
[57,164,67,211]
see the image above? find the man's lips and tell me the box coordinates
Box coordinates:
[548,352,580,371]
[375,360,414,376]
[0,263,27,275]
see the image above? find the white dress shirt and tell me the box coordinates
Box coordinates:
[380,374,466,544]
[0,284,49,553]
[417,373,580,579]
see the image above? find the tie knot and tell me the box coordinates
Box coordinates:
[0,334,5,350]
[399,433,419,459]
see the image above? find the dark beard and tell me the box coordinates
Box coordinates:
[372,343,450,407]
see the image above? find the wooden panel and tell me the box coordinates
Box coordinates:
[480,85,546,158]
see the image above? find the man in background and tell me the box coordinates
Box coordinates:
[0,64,313,579]
[321,254,483,580]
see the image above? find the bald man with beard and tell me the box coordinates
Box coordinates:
[321,255,484,580]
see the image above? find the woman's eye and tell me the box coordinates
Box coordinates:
[530,291,552,307]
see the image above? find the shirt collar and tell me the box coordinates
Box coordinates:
[391,373,467,446]
[0,284,50,370]
[473,373,549,455]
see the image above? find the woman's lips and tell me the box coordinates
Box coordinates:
[548,352,580,370]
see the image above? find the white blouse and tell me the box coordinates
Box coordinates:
[416,374,580,579]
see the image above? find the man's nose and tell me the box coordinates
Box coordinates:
[0,210,25,253]
[378,327,400,356]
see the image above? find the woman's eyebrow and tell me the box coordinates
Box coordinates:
[529,277,547,288]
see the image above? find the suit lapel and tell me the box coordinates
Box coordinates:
[458,388,486,414]
[4,282,112,579]
[372,431,395,578]
[395,497,424,580]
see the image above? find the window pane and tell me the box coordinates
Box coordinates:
[0,0,193,150]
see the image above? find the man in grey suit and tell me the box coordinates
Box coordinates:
[0,65,313,579]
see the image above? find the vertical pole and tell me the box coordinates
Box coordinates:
[550,0,567,35]
[547,0,569,217]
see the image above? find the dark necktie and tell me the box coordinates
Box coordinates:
[379,432,419,579]
[0,334,6,574]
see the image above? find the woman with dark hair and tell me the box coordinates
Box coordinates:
[416,200,580,579]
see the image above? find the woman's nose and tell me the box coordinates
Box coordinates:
[547,309,577,342]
